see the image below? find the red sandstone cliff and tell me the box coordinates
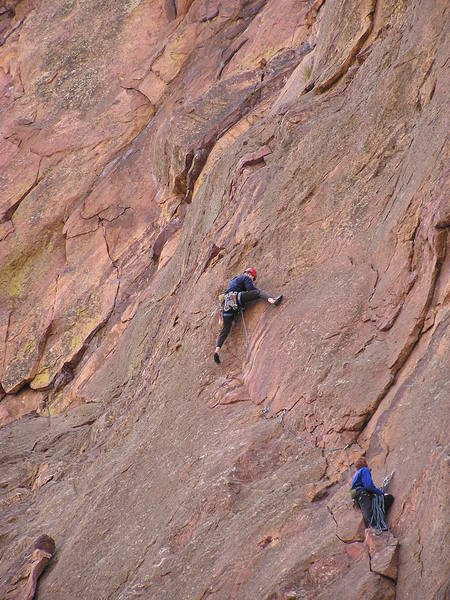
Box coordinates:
[0,0,448,598]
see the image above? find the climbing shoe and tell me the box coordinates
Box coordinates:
[273,295,283,306]
[214,352,220,364]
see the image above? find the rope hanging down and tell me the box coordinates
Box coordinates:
[371,470,395,535]
[370,494,388,533]
[240,308,251,352]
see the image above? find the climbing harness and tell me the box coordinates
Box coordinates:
[223,291,239,312]
[350,487,360,500]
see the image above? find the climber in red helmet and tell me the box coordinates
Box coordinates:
[214,267,282,364]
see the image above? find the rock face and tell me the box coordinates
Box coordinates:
[0,1,448,599]
[0,534,55,600]
[365,529,399,581]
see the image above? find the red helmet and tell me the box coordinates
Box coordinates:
[244,267,257,280]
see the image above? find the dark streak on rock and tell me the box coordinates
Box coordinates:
[0,15,26,47]
[165,0,177,22]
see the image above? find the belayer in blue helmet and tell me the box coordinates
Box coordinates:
[214,267,283,364]
[350,456,394,528]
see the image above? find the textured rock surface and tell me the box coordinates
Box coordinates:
[0,0,449,599]
[365,529,399,581]
[0,534,55,600]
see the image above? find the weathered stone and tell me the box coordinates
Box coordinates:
[29,227,119,390]
[138,69,167,105]
[0,534,55,600]
[31,462,65,491]
[345,541,366,562]
[0,147,40,223]
[0,0,448,598]
[365,529,399,581]
[312,0,376,93]
[270,51,315,115]
[0,388,46,427]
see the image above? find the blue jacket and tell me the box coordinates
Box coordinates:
[225,274,256,293]
[350,467,383,495]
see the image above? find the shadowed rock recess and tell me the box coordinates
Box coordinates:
[0,0,448,598]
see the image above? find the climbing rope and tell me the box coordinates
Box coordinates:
[240,308,251,352]
[262,407,394,536]
[370,471,395,537]
[370,494,388,533]
[224,295,394,536]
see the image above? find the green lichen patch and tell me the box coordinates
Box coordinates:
[0,229,63,302]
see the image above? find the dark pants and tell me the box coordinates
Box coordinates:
[216,289,269,348]
[358,492,394,527]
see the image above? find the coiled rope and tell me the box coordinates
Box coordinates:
[370,494,388,533]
